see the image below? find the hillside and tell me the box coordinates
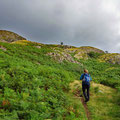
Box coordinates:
[99,53,120,64]
[0,30,26,42]
[0,31,119,120]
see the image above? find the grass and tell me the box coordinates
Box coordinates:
[88,82,120,120]
[78,59,120,88]
[0,42,84,119]
[0,41,119,119]
[70,80,120,120]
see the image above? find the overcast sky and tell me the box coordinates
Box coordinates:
[0,0,120,53]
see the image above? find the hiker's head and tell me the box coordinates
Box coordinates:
[84,69,88,73]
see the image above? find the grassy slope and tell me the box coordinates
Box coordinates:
[0,41,119,120]
[88,82,120,120]
[70,80,120,120]
[0,42,85,119]
[79,59,120,88]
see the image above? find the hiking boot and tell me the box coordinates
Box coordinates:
[85,99,89,102]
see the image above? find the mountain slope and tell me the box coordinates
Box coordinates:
[0,31,119,119]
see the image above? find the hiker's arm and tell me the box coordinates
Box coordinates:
[80,74,84,80]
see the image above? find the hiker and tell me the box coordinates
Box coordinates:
[80,69,92,102]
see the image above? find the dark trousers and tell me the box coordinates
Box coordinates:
[82,84,90,101]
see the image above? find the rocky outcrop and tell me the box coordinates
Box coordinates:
[46,46,105,63]
[0,30,26,42]
[47,50,80,64]
[65,46,104,59]
[99,53,120,64]
[35,46,41,49]
[79,46,104,53]
[74,51,88,59]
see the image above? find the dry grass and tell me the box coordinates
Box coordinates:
[0,30,26,42]
[91,82,116,94]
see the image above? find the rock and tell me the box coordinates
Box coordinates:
[98,90,103,93]
[35,46,41,49]
[65,46,104,60]
[99,53,120,64]
[46,51,81,64]
[0,46,6,51]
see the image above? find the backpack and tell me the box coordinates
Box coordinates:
[82,73,90,83]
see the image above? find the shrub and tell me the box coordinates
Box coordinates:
[88,52,103,59]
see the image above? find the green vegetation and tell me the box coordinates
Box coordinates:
[79,59,120,88]
[0,42,83,119]
[87,52,104,59]
[87,82,120,120]
[70,80,120,120]
[0,40,119,120]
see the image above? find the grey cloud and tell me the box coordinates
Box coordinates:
[0,0,120,52]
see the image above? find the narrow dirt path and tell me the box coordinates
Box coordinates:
[70,80,91,120]
[80,97,91,120]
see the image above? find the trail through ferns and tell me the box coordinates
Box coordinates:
[69,80,119,120]
[70,80,91,120]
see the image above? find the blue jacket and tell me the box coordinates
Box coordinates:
[80,73,92,85]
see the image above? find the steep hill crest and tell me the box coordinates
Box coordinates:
[0,30,26,42]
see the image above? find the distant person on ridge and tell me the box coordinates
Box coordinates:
[80,69,92,102]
